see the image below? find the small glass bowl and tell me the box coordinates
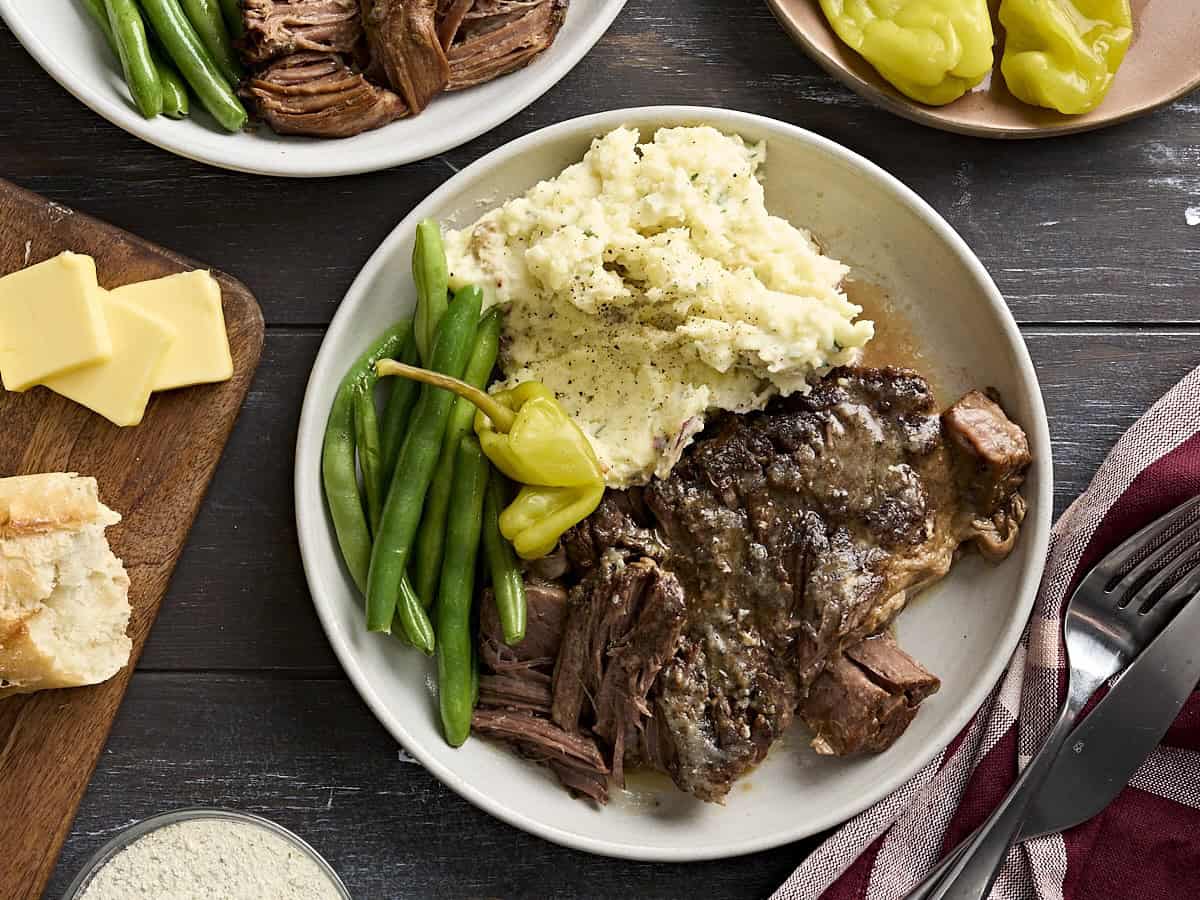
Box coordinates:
[62,807,352,900]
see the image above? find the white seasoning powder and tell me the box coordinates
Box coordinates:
[79,818,344,900]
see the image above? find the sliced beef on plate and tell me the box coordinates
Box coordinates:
[641,367,1029,799]
[441,0,566,90]
[243,51,407,137]
[360,0,449,113]
[551,554,686,784]
[799,633,940,755]
[242,0,363,64]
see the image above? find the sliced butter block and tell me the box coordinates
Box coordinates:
[43,298,176,427]
[0,251,112,391]
[108,270,233,391]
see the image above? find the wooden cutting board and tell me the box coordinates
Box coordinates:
[0,179,264,899]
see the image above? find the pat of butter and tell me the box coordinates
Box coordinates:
[108,270,233,391]
[43,298,175,427]
[0,251,112,391]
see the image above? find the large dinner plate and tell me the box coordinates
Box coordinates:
[295,107,1054,861]
[0,1,625,177]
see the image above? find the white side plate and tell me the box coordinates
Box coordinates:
[0,1,626,177]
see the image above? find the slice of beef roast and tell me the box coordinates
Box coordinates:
[442,0,566,90]
[242,0,362,64]
[243,51,407,137]
[360,0,449,113]
[634,368,1029,802]
[481,367,1030,804]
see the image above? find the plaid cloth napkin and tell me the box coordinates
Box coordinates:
[772,367,1200,900]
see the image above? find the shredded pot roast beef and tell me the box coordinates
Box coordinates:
[474,367,1031,804]
[238,0,568,136]
[243,52,408,138]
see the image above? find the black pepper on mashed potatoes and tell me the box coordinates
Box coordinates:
[444,125,874,488]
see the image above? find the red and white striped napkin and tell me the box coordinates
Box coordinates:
[772,367,1200,900]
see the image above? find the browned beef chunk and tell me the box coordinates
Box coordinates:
[242,0,362,63]
[442,0,565,90]
[471,708,609,803]
[243,51,407,136]
[640,367,1028,801]
[943,390,1031,562]
[479,581,566,675]
[800,634,940,755]
[551,555,685,784]
[360,0,449,113]
[562,490,663,573]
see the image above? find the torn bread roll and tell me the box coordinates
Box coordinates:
[0,473,131,698]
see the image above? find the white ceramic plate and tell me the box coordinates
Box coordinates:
[0,0,625,177]
[295,107,1053,861]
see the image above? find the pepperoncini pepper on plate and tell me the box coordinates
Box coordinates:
[999,0,1132,114]
[376,361,605,560]
[819,0,995,105]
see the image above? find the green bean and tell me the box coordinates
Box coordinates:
[178,0,242,85]
[138,0,247,132]
[217,0,243,37]
[437,436,489,747]
[483,472,526,644]
[105,0,163,118]
[412,307,501,607]
[83,0,189,117]
[380,330,421,485]
[156,55,189,117]
[322,322,409,594]
[412,220,449,367]
[353,380,384,536]
[367,286,483,636]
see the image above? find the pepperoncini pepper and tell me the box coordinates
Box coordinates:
[819,0,995,106]
[376,362,605,560]
[999,0,1131,115]
[471,382,605,559]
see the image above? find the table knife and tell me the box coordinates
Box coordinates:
[1018,588,1200,840]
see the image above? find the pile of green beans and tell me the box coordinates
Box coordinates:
[322,220,529,747]
[80,0,248,130]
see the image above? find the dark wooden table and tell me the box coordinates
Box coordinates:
[4,3,1198,898]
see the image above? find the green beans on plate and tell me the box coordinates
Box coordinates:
[322,321,409,593]
[82,0,190,118]
[367,285,483,637]
[483,474,527,645]
[137,0,248,132]
[178,0,242,85]
[437,436,490,747]
[412,307,501,607]
[104,0,163,118]
[412,220,450,368]
[353,379,384,535]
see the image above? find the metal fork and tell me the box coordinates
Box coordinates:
[904,494,1200,900]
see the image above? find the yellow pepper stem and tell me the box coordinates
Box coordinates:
[376,360,516,432]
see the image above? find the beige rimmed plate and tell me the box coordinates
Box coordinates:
[295,107,1053,861]
[767,0,1200,138]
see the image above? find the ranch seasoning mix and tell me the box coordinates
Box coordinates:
[79,817,344,900]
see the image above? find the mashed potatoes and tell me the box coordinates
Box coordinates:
[444,125,874,488]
